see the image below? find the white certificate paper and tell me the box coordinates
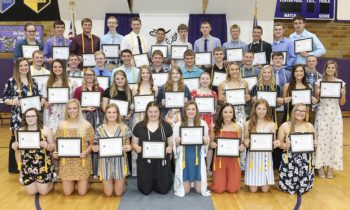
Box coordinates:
[212,71,227,87]
[165,92,185,108]
[81,91,101,107]
[250,133,274,152]
[133,54,149,67]
[257,91,277,107]
[153,73,168,87]
[142,141,165,159]
[109,99,129,117]
[22,45,39,58]
[243,76,257,91]
[171,45,188,59]
[184,77,200,91]
[180,126,204,145]
[20,96,41,114]
[69,76,84,87]
[17,131,41,149]
[97,76,110,90]
[57,138,82,157]
[195,96,215,113]
[52,46,70,60]
[151,45,168,58]
[99,137,123,157]
[216,138,240,157]
[292,90,311,105]
[134,95,155,112]
[195,52,212,66]
[102,44,120,58]
[253,52,267,65]
[320,81,342,98]
[294,38,313,53]
[47,87,69,104]
[83,54,96,67]
[226,48,243,62]
[225,88,245,106]
[32,75,49,94]
[290,133,314,153]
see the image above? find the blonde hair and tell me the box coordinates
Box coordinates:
[257,65,275,91]
[64,99,86,135]
[322,60,338,81]
[110,70,132,102]
[104,103,124,125]
[289,103,309,133]
[226,62,244,85]
[82,68,100,91]
[248,99,272,133]
[94,50,105,58]
[136,65,155,95]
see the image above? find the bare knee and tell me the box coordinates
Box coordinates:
[249,186,258,193]
[78,188,88,196]
[104,190,113,197]
[63,189,74,196]
[261,186,269,193]
[114,190,124,197]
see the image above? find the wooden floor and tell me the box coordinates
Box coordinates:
[0,119,349,210]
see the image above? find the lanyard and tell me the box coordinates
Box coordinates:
[242,66,254,78]
[18,83,33,97]
[249,40,263,52]
[200,36,213,52]
[81,33,94,53]
[53,36,67,46]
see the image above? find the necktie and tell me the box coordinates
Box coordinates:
[137,36,143,54]
[112,34,116,44]
[275,70,280,86]
[99,70,104,76]
[204,39,208,52]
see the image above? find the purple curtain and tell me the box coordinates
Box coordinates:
[104,13,140,35]
[188,14,227,46]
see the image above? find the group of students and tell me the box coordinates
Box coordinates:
[2,14,346,199]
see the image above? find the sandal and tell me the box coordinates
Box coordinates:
[318,167,326,178]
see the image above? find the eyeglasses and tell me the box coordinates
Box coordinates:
[295,109,307,114]
[26,30,36,33]
[25,115,37,118]
[84,74,94,77]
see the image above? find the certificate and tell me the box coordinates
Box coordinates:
[133,54,149,67]
[52,46,69,60]
[226,48,243,62]
[81,91,101,107]
[290,133,314,153]
[142,141,165,159]
[180,126,204,145]
[20,95,41,114]
[99,137,123,157]
[184,77,200,91]
[97,76,110,90]
[195,52,212,66]
[151,45,168,58]
[17,131,41,150]
[69,76,84,86]
[47,87,69,104]
[153,72,168,87]
[271,51,287,66]
[250,133,274,152]
[102,44,120,58]
[171,45,188,59]
[83,54,96,67]
[22,45,39,59]
[109,99,129,117]
[32,75,49,93]
[57,138,82,157]
[165,92,185,108]
[253,52,267,65]
[294,38,313,53]
[195,96,215,113]
[216,138,240,157]
[225,88,246,106]
[134,95,155,112]
[212,71,227,87]
[320,81,342,98]
[257,91,277,107]
[291,89,311,105]
[243,76,257,91]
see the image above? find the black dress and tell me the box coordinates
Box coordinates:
[133,120,173,195]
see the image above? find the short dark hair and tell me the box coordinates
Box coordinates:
[130,17,141,25]
[24,23,35,31]
[201,20,211,27]
[152,50,164,58]
[53,20,65,28]
[272,52,284,59]
[253,25,263,33]
[184,49,195,58]
[293,15,306,23]
[156,28,166,34]
[81,18,92,26]
[121,49,133,57]
[244,50,254,57]
[69,53,79,59]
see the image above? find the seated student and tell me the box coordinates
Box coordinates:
[247,26,272,64]
[112,49,140,84]
[67,54,84,77]
[171,24,193,68]
[204,47,226,93]
[93,50,112,82]
[150,50,170,73]
[181,49,203,79]
[14,23,44,60]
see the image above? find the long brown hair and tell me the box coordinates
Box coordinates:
[322,60,338,81]
[226,62,244,85]
[214,103,236,133]
[13,58,34,91]
[136,65,155,95]
[289,103,310,133]
[47,59,69,88]
[82,68,100,91]
[21,108,43,131]
[257,65,275,91]
[248,99,272,133]
[287,64,310,96]
[103,103,124,125]
[109,70,132,102]
[141,101,162,127]
[181,101,201,126]
[164,65,185,92]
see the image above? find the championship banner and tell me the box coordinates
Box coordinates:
[0,0,15,14]
[24,0,51,13]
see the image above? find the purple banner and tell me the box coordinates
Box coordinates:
[275,0,335,20]
[0,25,43,53]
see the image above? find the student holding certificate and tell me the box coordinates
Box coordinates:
[92,104,132,196]
[3,58,40,172]
[209,103,244,193]
[314,60,346,179]
[173,101,210,197]
[12,108,55,195]
[191,72,217,176]
[203,47,227,93]
[132,102,173,195]
[243,99,277,193]
[275,104,317,197]
[53,99,94,196]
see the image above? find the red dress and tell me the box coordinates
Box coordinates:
[191,89,217,131]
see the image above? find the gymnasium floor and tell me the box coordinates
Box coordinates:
[0,118,349,210]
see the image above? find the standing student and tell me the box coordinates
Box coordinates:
[181,50,203,79]
[53,99,94,196]
[222,24,248,52]
[112,49,140,84]
[194,21,221,53]
[67,53,84,77]
[243,99,277,193]
[30,50,50,95]
[173,101,211,197]
[12,108,55,195]
[14,23,44,60]
[272,23,296,70]
[121,17,148,54]
[247,26,272,65]
[204,47,226,94]
[149,28,171,66]
[132,102,173,195]
[315,60,346,179]
[93,104,132,196]
[171,24,192,68]
[93,50,112,81]
[240,51,260,78]
[209,103,244,193]
[151,50,170,73]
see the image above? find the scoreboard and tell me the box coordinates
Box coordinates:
[274,0,335,20]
